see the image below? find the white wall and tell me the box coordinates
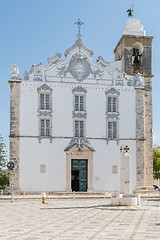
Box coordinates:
[19,82,137,192]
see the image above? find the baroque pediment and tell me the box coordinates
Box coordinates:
[64,138,95,152]
[19,38,144,89]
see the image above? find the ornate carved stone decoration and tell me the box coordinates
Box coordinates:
[134,73,144,88]
[29,65,35,73]
[105,88,120,96]
[23,71,29,81]
[68,55,91,82]
[106,113,120,119]
[37,84,53,93]
[37,110,53,117]
[65,38,93,58]
[57,66,68,77]
[72,86,87,93]
[115,80,124,86]
[92,69,104,79]
[11,64,20,80]
[34,77,42,81]
[57,54,91,81]
[47,53,61,64]
[72,112,87,119]
[127,80,134,86]
[64,138,95,152]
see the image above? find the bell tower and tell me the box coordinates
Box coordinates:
[114,19,154,191]
[114,19,153,76]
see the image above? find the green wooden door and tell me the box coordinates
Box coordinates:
[71,160,88,192]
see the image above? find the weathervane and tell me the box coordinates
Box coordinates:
[75,19,84,38]
[127,4,134,18]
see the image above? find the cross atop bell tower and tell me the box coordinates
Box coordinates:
[75,19,84,38]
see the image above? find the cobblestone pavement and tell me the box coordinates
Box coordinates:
[0,197,159,240]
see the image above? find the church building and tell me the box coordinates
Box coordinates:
[9,19,153,193]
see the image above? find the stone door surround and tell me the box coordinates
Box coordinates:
[66,151,93,192]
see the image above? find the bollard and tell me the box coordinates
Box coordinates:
[23,190,25,198]
[41,192,46,203]
[73,191,75,201]
[47,190,49,197]
[148,189,150,196]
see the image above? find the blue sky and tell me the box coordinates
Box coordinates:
[0,0,160,157]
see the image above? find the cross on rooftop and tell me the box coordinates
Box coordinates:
[75,19,84,38]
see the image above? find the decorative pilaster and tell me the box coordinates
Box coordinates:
[136,89,145,187]
[9,81,21,191]
[144,77,153,187]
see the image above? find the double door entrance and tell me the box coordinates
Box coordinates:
[71,159,88,192]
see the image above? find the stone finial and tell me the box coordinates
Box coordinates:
[11,64,20,80]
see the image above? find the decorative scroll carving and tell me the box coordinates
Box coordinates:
[23,71,29,81]
[37,110,53,117]
[37,84,53,93]
[64,138,95,152]
[106,113,120,120]
[47,53,61,64]
[34,77,42,81]
[134,73,144,88]
[11,64,20,80]
[105,88,120,96]
[72,86,87,93]
[57,66,68,77]
[92,69,104,79]
[72,112,87,119]
[115,80,124,86]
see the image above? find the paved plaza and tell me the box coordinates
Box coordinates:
[0,197,159,240]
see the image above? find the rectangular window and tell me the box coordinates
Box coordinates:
[40,94,50,110]
[108,121,117,139]
[108,97,117,112]
[75,95,84,111]
[40,119,50,136]
[75,120,84,137]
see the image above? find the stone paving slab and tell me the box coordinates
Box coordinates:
[0,198,159,239]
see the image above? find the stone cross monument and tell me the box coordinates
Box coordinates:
[120,145,132,194]
[111,144,140,206]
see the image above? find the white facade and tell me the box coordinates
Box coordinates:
[10,19,153,192]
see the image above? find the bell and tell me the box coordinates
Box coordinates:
[134,56,140,64]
